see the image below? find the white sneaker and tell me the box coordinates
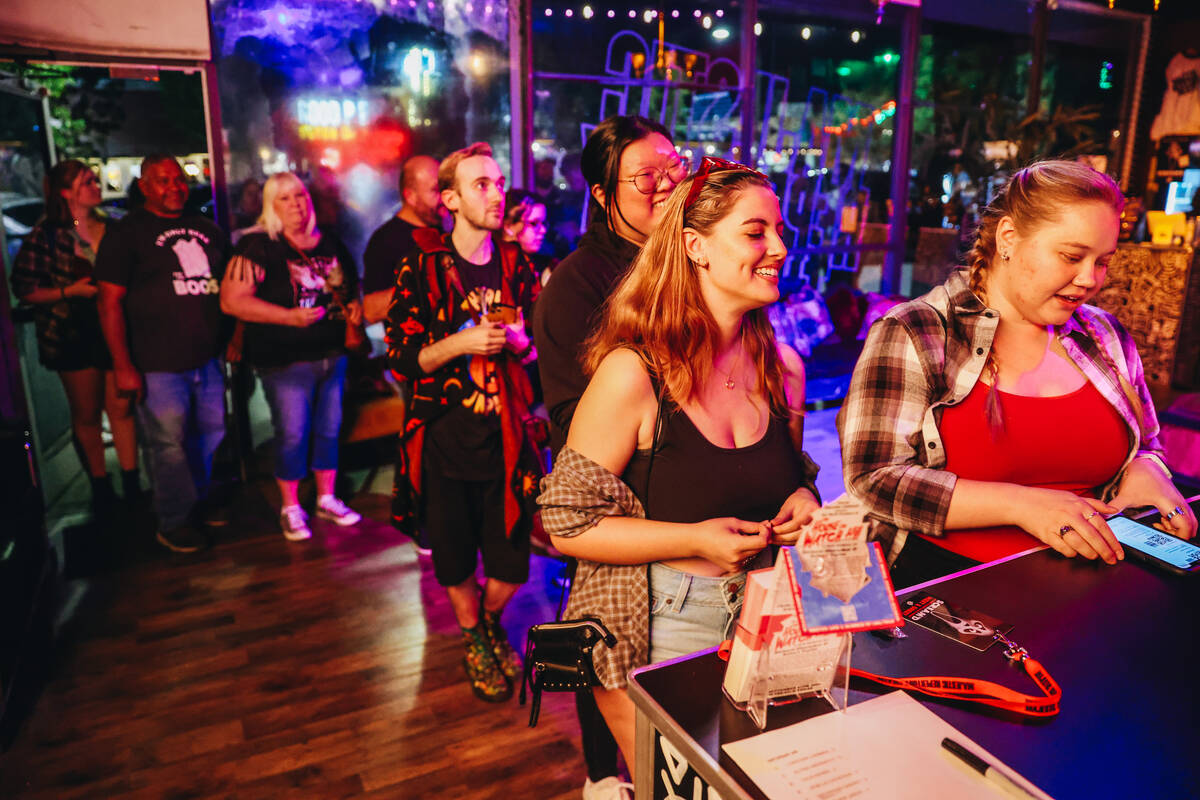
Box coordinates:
[582,776,633,800]
[315,495,362,526]
[280,505,312,541]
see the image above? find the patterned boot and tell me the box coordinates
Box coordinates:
[462,623,512,702]
[481,606,522,682]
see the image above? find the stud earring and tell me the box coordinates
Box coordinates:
[1000,251,1010,261]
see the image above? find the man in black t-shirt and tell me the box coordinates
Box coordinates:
[97,155,229,554]
[362,155,443,324]
[386,143,541,703]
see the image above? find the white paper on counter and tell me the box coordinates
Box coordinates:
[721,691,1054,800]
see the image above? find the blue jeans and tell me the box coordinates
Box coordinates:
[257,355,347,482]
[648,562,748,665]
[137,358,226,530]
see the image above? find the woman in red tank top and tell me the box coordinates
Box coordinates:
[840,161,1196,588]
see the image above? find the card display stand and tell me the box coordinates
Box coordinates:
[727,550,854,730]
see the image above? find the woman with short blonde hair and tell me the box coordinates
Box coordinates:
[220,171,363,541]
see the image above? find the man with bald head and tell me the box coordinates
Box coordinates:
[362,155,443,323]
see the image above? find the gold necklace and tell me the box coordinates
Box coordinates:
[719,338,743,390]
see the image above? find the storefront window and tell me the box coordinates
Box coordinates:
[211,0,513,260]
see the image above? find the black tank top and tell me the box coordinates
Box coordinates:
[622,396,806,524]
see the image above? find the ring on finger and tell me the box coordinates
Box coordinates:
[1164,505,1184,521]
[1058,525,1072,535]
[1085,511,1099,520]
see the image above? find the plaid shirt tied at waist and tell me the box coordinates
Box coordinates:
[538,446,649,690]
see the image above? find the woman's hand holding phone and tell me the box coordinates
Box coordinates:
[1110,458,1198,540]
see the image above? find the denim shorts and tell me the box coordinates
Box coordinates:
[648,562,747,665]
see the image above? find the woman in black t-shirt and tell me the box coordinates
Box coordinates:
[220,172,363,542]
[11,159,141,510]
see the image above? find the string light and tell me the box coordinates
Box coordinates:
[822,99,896,136]
[564,7,573,16]
[582,4,593,17]
[671,8,679,17]
[801,26,811,39]
[607,8,615,16]
[851,30,862,43]
[754,21,762,36]
[702,14,712,28]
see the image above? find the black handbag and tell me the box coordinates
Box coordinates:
[519,616,616,727]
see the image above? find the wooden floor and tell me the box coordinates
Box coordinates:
[0,471,590,799]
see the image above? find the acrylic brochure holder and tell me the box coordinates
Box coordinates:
[723,495,903,730]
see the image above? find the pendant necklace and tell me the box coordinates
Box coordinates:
[720,337,743,390]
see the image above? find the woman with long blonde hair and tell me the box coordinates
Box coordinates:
[840,160,1196,589]
[539,158,821,778]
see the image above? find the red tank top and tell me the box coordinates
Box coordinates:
[919,378,1129,562]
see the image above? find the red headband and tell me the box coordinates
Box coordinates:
[683,156,770,210]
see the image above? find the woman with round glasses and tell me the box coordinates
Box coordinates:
[533,114,688,800]
[539,157,821,780]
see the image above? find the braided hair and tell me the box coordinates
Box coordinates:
[963,160,1128,432]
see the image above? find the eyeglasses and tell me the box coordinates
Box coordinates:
[683,156,769,210]
[618,157,689,195]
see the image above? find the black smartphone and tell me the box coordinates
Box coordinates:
[1107,515,1200,576]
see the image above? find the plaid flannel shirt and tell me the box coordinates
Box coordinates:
[538,445,649,690]
[838,269,1167,563]
[10,221,95,366]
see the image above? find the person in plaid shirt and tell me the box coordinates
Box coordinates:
[839,160,1196,588]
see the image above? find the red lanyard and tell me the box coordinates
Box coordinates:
[850,633,1061,717]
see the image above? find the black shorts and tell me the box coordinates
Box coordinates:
[423,469,530,587]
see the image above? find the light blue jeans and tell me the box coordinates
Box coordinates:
[257,355,347,481]
[649,562,748,664]
[137,358,226,530]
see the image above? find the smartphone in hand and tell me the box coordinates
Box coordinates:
[1107,515,1200,576]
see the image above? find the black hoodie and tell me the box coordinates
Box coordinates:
[533,222,642,455]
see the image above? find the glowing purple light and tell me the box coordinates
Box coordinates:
[715,8,723,16]
[545,7,552,14]
[564,7,573,15]
[671,9,679,17]
[693,9,701,18]
[607,9,615,16]
[628,9,636,17]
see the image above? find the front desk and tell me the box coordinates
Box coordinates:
[1095,243,1200,395]
[627,543,1200,800]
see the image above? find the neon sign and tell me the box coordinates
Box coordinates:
[296,97,370,141]
[402,47,437,97]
